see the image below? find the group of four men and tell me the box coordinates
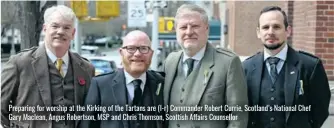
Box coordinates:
[1,4,331,128]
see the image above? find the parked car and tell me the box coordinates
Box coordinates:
[86,57,117,76]
[81,45,105,57]
[94,36,122,48]
[83,35,96,45]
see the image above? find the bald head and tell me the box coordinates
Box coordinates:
[122,30,151,47]
[119,30,153,78]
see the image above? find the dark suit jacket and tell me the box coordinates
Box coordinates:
[243,45,331,128]
[79,68,165,128]
[1,45,95,128]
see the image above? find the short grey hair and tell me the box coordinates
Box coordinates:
[44,5,76,24]
[174,4,209,25]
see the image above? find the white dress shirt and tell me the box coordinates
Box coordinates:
[45,46,69,76]
[124,71,146,104]
[263,43,288,75]
[182,44,206,77]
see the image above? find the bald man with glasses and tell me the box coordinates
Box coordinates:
[80,30,165,128]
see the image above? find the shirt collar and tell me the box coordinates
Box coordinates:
[264,43,288,62]
[182,44,207,63]
[45,45,69,65]
[124,70,147,87]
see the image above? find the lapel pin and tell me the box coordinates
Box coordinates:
[203,70,208,85]
[156,83,161,96]
[290,71,295,74]
[78,77,86,86]
[299,80,304,95]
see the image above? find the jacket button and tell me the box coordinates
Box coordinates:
[177,124,180,127]
[270,97,275,100]
[270,88,274,92]
[270,117,275,121]
[180,100,183,103]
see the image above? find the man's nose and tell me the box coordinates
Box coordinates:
[57,28,65,34]
[268,27,274,34]
[133,49,142,56]
[185,26,193,35]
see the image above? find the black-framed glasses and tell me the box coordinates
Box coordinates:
[122,46,151,54]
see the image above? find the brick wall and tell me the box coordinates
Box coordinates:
[226,1,334,81]
[226,1,286,56]
[291,1,334,80]
[285,1,294,45]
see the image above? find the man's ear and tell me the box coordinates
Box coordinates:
[150,50,154,57]
[286,26,292,37]
[256,27,261,39]
[72,28,76,39]
[42,24,46,32]
[119,48,123,56]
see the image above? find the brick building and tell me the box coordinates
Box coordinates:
[225,1,334,80]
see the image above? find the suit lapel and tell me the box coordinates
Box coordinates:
[251,52,264,105]
[164,51,182,105]
[187,44,214,108]
[284,46,299,122]
[146,72,159,110]
[111,69,128,127]
[69,52,89,107]
[31,45,52,106]
[68,52,90,127]
[146,71,163,128]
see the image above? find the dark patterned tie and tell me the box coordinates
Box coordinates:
[186,58,195,76]
[132,79,142,106]
[267,57,280,83]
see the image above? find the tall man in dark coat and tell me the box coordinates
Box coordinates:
[243,6,331,128]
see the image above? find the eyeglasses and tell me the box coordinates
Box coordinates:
[122,46,151,54]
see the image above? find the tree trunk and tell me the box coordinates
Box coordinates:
[18,1,57,50]
[18,1,39,49]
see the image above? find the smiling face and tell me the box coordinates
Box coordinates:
[43,11,75,53]
[119,31,153,78]
[175,10,209,57]
[257,10,291,50]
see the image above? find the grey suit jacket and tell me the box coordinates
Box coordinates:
[163,43,248,128]
[1,45,94,128]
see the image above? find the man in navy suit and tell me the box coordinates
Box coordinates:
[79,30,165,128]
[243,6,331,128]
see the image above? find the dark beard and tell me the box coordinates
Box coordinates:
[264,41,284,50]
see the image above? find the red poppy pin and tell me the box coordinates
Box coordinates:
[78,77,86,86]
